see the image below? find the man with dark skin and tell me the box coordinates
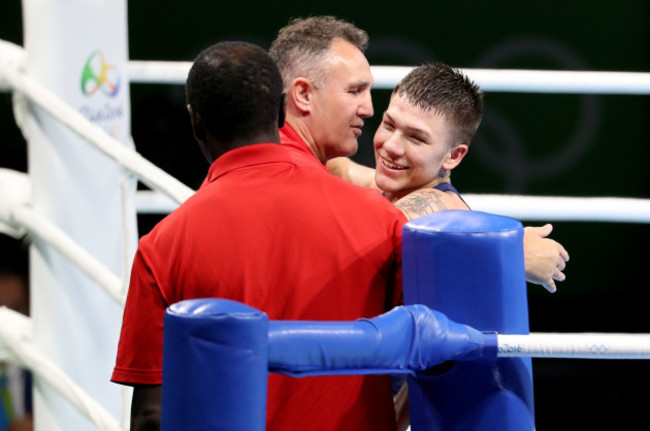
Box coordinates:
[112,41,289,431]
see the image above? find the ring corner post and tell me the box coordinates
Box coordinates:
[402,210,534,431]
[161,298,269,430]
[21,0,134,429]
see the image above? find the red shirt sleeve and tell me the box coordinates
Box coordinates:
[111,246,169,385]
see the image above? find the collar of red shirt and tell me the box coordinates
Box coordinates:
[279,124,329,173]
[202,143,292,186]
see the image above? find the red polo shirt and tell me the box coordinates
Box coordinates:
[112,142,406,430]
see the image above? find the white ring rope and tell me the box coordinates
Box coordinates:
[0,169,126,305]
[11,205,126,305]
[498,333,650,359]
[128,60,192,85]
[134,190,650,223]
[0,41,194,206]
[463,194,650,223]
[128,61,650,94]
[134,190,181,214]
[374,67,650,94]
[0,307,122,431]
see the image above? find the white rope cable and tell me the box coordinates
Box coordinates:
[128,60,192,85]
[0,170,124,305]
[373,67,650,94]
[119,166,137,297]
[0,41,194,206]
[465,68,650,95]
[463,194,650,223]
[9,205,126,305]
[127,61,650,94]
[0,168,30,238]
[0,306,31,364]
[498,333,650,359]
[135,190,181,214]
[134,190,650,223]
[0,307,123,431]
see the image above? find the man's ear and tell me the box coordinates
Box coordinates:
[442,144,469,171]
[288,77,315,114]
[278,93,286,128]
[187,105,206,144]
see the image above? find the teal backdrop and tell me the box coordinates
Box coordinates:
[1,1,649,429]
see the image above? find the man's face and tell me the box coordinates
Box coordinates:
[311,39,374,161]
[374,94,457,199]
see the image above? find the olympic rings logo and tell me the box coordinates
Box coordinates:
[81,49,121,97]
[587,344,610,354]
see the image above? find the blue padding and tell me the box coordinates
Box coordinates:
[268,304,493,377]
[161,298,269,431]
[482,333,498,364]
[403,210,534,431]
[403,211,528,332]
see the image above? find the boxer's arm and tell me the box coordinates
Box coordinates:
[326,157,377,188]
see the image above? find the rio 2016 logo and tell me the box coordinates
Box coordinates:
[80,50,121,97]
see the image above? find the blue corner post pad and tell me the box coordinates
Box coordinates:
[162,298,269,431]
[402,210,533,431]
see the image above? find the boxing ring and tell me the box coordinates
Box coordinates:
[1,3,650,430]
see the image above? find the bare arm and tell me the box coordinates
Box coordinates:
[326,157,377,188]
[131,385,162,431]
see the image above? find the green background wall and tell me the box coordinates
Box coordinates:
[2,1,649,429]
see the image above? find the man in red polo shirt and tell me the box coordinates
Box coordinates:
[112,41,407,430]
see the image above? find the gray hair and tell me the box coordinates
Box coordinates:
[269,16,368,92]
